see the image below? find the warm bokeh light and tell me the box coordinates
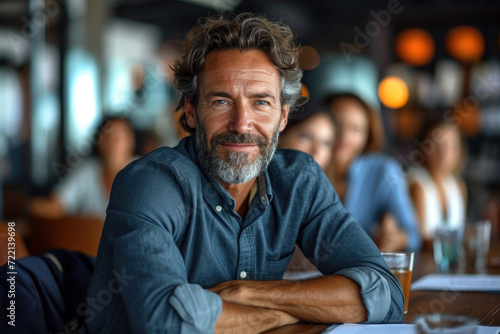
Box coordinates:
[395,28,435,66]
[451,101,481,137]
[301,83,310,98]
[394,107,425,141]
[378,76,409,109]
[446,26,485,63]
[298,46,320,70]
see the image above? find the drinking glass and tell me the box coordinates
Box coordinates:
[433,226,463,273]
[381,252,414,314]
[461,220,491,271]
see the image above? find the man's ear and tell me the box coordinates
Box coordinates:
[279,104,290,132]
[184,96,196,129]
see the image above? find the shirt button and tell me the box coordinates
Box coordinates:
[216,205,222,212]
[240,271,247,279]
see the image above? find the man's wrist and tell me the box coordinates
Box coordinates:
[240,280,296,310]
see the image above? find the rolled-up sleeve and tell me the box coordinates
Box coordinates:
[335,267,392,323]
[169,284,222,333]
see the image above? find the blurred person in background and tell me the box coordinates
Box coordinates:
[29,116,136,220]
[136,128,162,156]
[278,102,335,170]
[408,121,466,243]
[324,92,421,252]
[278,102,336,273]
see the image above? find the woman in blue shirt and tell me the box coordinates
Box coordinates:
[324,93,421,252]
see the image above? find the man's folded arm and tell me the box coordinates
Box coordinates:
[295,163,405,324]
[210,274,367,324]
[300,218,405,324]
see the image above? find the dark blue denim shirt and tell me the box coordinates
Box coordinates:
[82,136,404,334]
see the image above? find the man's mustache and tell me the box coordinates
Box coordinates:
[212,132,267,148]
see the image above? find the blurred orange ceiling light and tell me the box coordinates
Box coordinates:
[446,26,484,63]
[298,46,320,70]
[395,28,435,66]
[378,76,409,109]
[301,83,310,98]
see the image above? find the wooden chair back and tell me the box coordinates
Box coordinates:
[0,222,30,266]
[26,216,104,257]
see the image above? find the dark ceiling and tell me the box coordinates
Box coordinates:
[112,0,500,45]
[1,0,499,58]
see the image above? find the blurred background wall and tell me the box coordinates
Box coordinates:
[1,0,500,224]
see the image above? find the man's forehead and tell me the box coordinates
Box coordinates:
[201,49,280,83]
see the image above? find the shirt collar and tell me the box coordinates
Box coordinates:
[258,167,273,207]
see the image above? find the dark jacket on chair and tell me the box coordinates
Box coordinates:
[0,249,95,334]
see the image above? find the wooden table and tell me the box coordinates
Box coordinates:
[266,238,500,333]
[405,238,500,326]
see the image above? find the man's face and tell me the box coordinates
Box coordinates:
[185,49,289,184]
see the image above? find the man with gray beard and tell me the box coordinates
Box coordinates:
[83,13,404,334]
[195,124,279,185]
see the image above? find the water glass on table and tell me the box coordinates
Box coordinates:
[381,252,414,314]
[433,225,463,273]
[461,220,491,271]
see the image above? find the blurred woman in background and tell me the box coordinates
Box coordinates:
[278,102,335,170]
[29,117,136,220]
[324,92,421,252]
[409,121,466,243]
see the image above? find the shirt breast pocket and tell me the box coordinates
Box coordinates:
[262,253,294,280]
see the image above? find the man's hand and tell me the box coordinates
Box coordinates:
[209,280,251,304]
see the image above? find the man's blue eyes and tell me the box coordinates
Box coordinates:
[213,100,269,105]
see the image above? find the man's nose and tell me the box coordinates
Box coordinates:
[228,104,252,134]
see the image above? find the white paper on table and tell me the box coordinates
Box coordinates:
[324,324,414,333]
[324,324,500,334]
[411,274,500,292]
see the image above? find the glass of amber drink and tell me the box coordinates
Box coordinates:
[381,252,414,314]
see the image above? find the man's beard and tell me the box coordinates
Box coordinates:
[195,117,280,184]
